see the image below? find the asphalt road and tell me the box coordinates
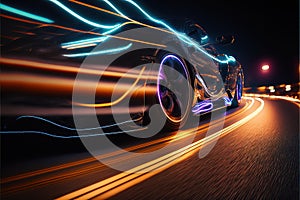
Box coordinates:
[1,97,299,200]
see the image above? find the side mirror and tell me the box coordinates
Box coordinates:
[216,35,235,45]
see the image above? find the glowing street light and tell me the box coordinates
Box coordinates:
[261,64,270,71]
[285,85,291,92]
[268,86,275,93]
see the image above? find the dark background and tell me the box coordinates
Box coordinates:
[1,0,299,87]
[136,0,299,87]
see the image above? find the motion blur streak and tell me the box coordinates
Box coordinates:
[2,105,151,116]
[0,73,155,96]
[69,0,173,34]
[56,97,264,200]
[0,3,54,23]
[0,14,166,48]
[74,66,145,108]
[0,58,157,80]
[62,22,136,50]
[69,0,126,18]
[0,126,147,139]
[16,115,138,131]
[0,14,46,25]
[244,93,300,107]
[63,43,133,57]
[2,98,252,189]
[49,0,120,29]
[65,43,97,50]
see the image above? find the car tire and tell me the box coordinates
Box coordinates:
[231,71,243,108]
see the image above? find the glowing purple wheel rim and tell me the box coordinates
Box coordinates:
[157,55,191,124]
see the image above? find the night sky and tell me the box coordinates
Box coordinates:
[136,0,299,87]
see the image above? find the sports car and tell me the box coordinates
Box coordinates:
[1,0,244,131]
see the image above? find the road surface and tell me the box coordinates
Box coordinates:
[1,97,299,200]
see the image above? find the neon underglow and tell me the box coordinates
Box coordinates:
[0,3,54,23]
[192,100,213,114]
[63,43,132,57]
[223,97,232,106]
[49,0,120,29]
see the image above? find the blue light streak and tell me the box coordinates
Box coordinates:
[16,115,137,131]
[103,0,126,17]
[201,35,208,40]
[223,97,232,106]
[225,55,236,63]
[61,36,108,48]
[0,115,146,139]
[102,0,236,64]
[63,43,132,57]
[0,3,54,23]
[49,0,120,29]
[61,22,135,49]
[0,128,146,139]
[61,0,236,64]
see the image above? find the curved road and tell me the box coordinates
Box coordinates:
[1,97,299,200]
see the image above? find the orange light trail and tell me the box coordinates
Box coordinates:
[68,0,174,35]
[0,14,167,48]
[0,14,44,25]
[73,66,146,107]
[0,58,157,80]
[0,72,152,96]
[56,97,264,200]
[1,98,254,194]
[13,30,36,35]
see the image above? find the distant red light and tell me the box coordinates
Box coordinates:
[261,64,270,71]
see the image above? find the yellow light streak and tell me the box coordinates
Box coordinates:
[73,66,145,107]
[0,57,157,80]
[56,97,264,200]
[2,98,254,193]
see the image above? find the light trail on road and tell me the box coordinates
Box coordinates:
[1,98,253,195]
[55,97,264,200]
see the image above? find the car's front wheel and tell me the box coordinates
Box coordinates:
[156,54,193,130]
